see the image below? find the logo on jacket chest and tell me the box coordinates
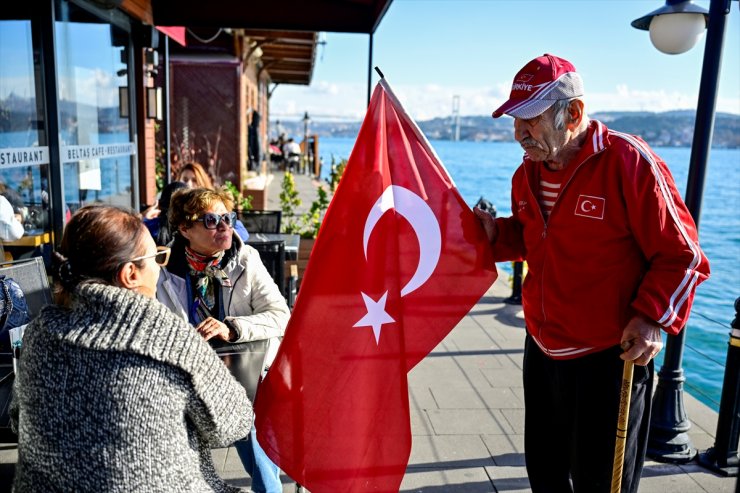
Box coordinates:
[574,194,605,220]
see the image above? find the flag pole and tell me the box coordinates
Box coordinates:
[374,66,385,79]
[611,359,635,492]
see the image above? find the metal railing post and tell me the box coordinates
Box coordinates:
[698,297,740,476]
[505,261,523,305]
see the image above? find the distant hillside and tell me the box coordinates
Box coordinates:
[278,110,740,149]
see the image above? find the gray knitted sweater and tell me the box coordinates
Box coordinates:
[11,283,253,492]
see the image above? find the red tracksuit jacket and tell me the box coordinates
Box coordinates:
[493,120,710,359]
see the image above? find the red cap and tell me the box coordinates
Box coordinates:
[492,54,583,119]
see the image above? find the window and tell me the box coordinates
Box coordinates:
[0,17,51,234]
[55,0,134,213]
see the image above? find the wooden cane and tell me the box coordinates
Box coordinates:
[610,358,635,493]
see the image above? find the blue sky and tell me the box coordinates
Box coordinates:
[270,0,740,122]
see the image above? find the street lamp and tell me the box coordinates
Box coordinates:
[631,0,708,54]
[302,111,311,174]
[303,111,310,143]
[631,0,733,463]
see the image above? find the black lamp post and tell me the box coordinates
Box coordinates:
[631,0,733,463]
[302,111,311,175]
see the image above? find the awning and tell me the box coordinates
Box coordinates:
[243,30,317,85]
[151,0,393,34]
[155,26,187,46]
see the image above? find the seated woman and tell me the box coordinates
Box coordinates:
[161,187,290,493]
[178,162,250,242]
[11,204,252,492]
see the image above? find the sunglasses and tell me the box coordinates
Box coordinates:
[196,211,237,230]
[129,246,171,266]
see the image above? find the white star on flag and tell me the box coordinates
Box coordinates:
[353,291,395,344]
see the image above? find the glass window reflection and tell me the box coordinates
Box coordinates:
[55,0,132,213]
[0,19,51,237]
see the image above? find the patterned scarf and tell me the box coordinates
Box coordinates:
[184,246,229,315]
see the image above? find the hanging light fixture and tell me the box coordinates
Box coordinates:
[631,0,709,54]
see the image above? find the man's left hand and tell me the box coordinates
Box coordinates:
[620,315,663,366]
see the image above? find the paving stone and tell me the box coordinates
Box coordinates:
[500,408,525,433]
[400,466,495,492]
[410,408,435,436]
[430,385,523,410]
[409,434,494,469]
[426,409,515,435]
[481,434,526,467]
[408,384,437,411]
[484,465,532,491]
[480,367,524,388]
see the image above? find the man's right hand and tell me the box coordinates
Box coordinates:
[473,207,498,243]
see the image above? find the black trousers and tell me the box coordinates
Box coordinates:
[523,335,653,493]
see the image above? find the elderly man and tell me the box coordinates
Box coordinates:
[475,54,710,492]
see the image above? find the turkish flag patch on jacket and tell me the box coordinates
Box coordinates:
[574,194,605,219]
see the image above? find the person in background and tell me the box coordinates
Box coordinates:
[474,54,710,492]
[281,138,302,173]
[11,204,252,492]
[179,161,215,189]
[0,194,23,242]
[161,187,290,493]
[143,181,188,246]
[178,163,250,242]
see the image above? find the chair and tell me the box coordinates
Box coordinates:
[250,240,297,308]
[0,257,52,439]
[240,210,282,234]
[0,257,52,318]
[250,239,286,297]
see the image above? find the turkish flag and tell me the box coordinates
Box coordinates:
[255,80,497,492]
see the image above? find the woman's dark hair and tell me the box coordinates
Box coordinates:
[54,204,147,306]
[156,181,188,246]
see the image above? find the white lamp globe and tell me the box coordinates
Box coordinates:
[649,12,706,54]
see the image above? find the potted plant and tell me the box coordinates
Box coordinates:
[279,161,347,284]
[279,172,302,234]
[223,180,253,212]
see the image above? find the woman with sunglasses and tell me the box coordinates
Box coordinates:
[163,187,290,493]
[176,162,250,242]
[11,204,252,492]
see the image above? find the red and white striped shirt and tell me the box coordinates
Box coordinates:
[538,165,563,219]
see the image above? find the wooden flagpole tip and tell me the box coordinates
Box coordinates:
[374,66,385,79]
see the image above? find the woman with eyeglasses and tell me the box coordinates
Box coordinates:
[10,204,252,492]
[163,187,290,493]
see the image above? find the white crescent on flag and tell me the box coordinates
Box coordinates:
[363,185,442,296]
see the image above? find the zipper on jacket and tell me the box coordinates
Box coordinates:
[522,145,607,349]
[521,165,549,341]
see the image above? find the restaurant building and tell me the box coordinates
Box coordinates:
[0,0,390,260]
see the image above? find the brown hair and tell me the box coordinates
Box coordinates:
[168,187,234,233]
[178,162,214,189]
[54,204,148,306]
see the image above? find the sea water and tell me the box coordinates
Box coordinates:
[319,136,740,412]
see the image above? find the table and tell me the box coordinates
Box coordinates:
[3,231,51,247]
[246,233,300,260]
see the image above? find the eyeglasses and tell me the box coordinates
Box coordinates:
[129,246,171,266]
[196,211,237,230]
